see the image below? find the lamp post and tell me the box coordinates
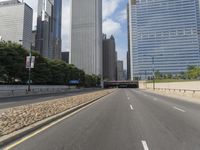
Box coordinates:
[143,54,162,90]
[19,40,32,92]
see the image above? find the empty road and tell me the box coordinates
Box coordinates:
[3,89,200,150]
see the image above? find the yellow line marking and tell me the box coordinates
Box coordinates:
[3,97,105,150]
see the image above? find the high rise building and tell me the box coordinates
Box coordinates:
[0,0,33,49]
[117,60,125,81]
[103,35,117,81]
[70,0,102,75]
[61,51,69,64]
[36,0,62,59]
[129,0,200,80]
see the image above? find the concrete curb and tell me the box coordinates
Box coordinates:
[0,90,114,147]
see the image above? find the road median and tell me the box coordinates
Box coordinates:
[0,89,115,146]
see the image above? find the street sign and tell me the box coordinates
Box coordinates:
[26,56,35,69]
[69,80,80,84]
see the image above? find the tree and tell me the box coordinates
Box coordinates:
[0,41,28,83]
[155,70,161,79]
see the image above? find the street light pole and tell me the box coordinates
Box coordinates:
[152,56,155,90]
[144,54,163,90]
[19,40,32,92]
[28,50,32,92]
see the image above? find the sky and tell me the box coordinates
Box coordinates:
[3,0,128,69]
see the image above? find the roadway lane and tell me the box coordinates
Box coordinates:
[0,88,100,109]
[4,89,200,150]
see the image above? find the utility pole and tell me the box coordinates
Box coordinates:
[19,40,32,92]
[152,56,155,90]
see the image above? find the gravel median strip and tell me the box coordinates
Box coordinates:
[0,89,114,139]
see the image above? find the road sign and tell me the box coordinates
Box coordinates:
[69,80,80,84]
[26,56,35,69]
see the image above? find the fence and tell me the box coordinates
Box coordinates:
[152,88,200,98]
[0,87,76,98]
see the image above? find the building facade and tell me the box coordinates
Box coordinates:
[70,0,102,75]
[129,0,200,80]
[103,35,117,81]
[36,0,62,59]
[117,60,125,81]
[0,0,33,49]
[61,51,69,64]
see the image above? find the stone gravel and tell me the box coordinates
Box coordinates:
[0,89,114,136]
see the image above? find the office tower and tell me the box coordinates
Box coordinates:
[128,0,200,80]
[36,0,62,59]
[0,0,33,49]
[103,35,117,81]
[61,51,69,64]
[70,0,102,75]
[117,60,125,81]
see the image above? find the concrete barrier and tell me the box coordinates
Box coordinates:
[0,85,76,98]
[139,81,200,99]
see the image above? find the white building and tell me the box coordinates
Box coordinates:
[70,0,102,75]
[0,0,33,49]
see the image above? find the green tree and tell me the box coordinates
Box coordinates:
[0,41,28,83]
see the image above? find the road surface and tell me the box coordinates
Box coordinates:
[0,88,100,109]
[3,89,200,150]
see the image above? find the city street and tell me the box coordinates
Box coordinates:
[4,89,200,150]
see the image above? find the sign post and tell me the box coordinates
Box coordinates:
[26,55,35,91]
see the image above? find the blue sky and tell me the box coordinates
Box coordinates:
[10,0,128,69]
[102,0,128,68]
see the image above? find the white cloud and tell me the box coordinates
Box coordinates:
[103,0,122,20]
[118,8,127,22]
[103,19,121,36]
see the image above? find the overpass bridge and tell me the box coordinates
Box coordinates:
[104,81,139,88]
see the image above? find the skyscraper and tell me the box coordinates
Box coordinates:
[129,0,200,80]
[36,0,62,59]
[117,60,125,81]
[103,35,117,81]
[70,0,102,75]
[0,0,33,49]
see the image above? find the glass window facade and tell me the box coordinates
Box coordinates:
[130,0,200,79]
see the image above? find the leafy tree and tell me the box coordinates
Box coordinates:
[0,41,27,83]
[155,70,161,79]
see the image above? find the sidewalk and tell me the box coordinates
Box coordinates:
[143,89,200,105]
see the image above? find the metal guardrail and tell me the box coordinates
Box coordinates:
[154,88,200,94]
[0,88,73,97]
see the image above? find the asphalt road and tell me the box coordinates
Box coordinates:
[3,89,200,150]
[0,88,100,109]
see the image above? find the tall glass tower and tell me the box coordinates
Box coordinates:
[36,0,62,59]
[129,0,200,80]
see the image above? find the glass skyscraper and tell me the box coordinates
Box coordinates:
[129,0,200,80]
[36,0,62,59]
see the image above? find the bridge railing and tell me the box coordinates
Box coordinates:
[0,87,74,98]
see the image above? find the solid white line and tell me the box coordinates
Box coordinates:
[130,104,133,110]
[141,140,149,150]
[173,106,185,112]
